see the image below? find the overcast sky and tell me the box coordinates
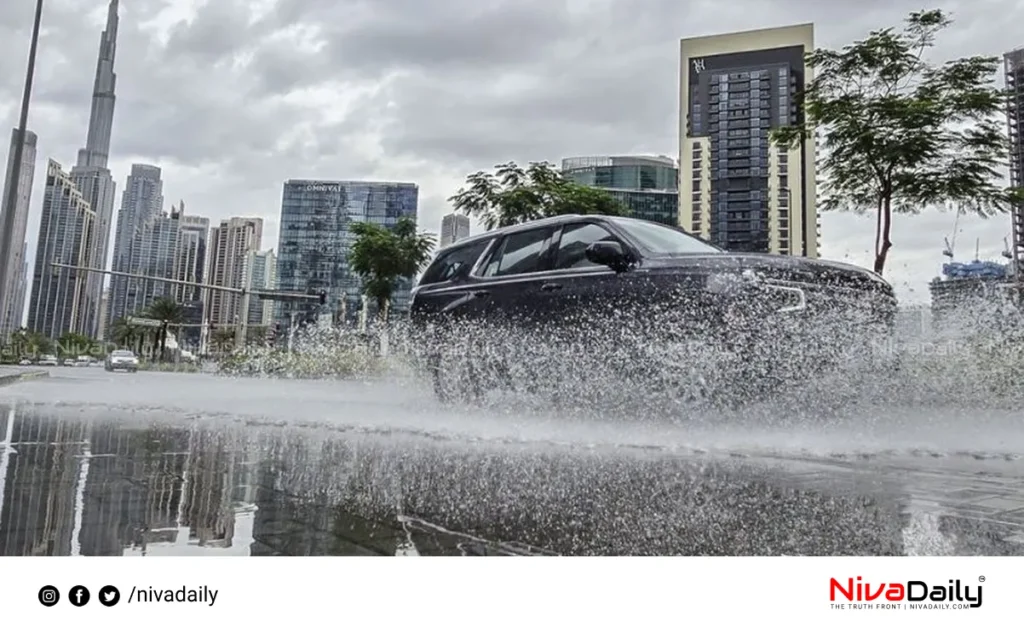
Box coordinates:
[1,0,1022,307]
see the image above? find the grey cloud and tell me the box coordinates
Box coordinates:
[3,0,1024,309]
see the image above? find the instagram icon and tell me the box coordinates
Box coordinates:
[38,585,60,606]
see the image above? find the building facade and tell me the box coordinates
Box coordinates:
[0,129,37,339]
[561,155,679,226]
[71,0,120,339]
[275,180,419,327]
[679,24,818,256]
[245,249,277,326]
[172,208,209,305]
[205,217,262,327]
[1006,47,1024,278]
[439,213,470,247]
[107,164,163,329]
[27,160,96,339]
[132,209,180,312]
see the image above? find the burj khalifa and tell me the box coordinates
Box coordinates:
[71,0,119,339]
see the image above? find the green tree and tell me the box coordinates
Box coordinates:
[349,216,436,318]
[110,318,144,355]
[449,161,629,230]
[8,329,52,359]
[772,9,1023,275]
[56,332,97,358]
[146,296,185,361]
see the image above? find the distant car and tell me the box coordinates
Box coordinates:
[37,355,58,367]
[105,349,139,373]
[18,358,32,366]
[74,355,92,367]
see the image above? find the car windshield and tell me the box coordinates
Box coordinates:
[112,350,134,357]
[609,217,722,255]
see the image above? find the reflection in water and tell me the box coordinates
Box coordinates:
[0,403,1022,556]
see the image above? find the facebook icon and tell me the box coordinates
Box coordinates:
[69,585,90,606]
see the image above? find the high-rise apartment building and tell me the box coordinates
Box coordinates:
[0,129,37,339]
[27,160,96,339]
[679,24,818,256]
[439,213,470,247]
[275,180,418,326]
[132,208,180,312]
[107,164,163,329]
[71,0,120,338]
[561,155,679,226]
[205,217,262,326]
[172,206,209,305]
[245,249,277,326]
[1006,47,1024,277]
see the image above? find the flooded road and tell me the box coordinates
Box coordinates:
[1,368,1023,556]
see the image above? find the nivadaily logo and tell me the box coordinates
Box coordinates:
[830,576,984,610]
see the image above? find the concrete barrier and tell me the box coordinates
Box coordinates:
[0,370,50,387]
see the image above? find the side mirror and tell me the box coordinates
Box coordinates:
[585,240,630,272]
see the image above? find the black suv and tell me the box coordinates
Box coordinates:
[409,214,897,404]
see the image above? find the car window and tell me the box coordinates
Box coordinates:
[483,228,552,277]
[608,217,722,255]
[554,223,620,269]
[419,240,489,285]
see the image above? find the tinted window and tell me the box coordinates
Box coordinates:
[609,217,722,255]
[484,228,551,277]
[555,223,619,269]
[419,240,489,285]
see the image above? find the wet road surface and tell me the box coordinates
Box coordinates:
[0,367,1022,556]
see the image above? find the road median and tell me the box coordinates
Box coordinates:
[0,369,50,387]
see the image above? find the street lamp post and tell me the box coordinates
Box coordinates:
[0,0,45,327]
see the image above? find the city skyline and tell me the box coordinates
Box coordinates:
[3,2,1024,315]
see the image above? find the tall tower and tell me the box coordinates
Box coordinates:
[0,129,37,339]
[71,0,119,338]
[439,213,470,248]
[27,160,96,339]
[106,164,163,330]
[679,24,818,257]
[205,218,263,327]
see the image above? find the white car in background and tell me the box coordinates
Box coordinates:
[38,355,58,367]
[105,349,139,373]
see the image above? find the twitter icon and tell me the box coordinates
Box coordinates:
[98,585,120,607]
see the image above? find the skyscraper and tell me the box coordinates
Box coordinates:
[71,0,120,338]
[1005,47,1024,278]
[245,249,277,326]
[439,213,470,248]
[275,181,418,326]
[205,217,262,327]
[27,160,96,339]
[561,155,679,226]
[679,24,818,257]
[172,207,209,305]
[133,209,180,312]
[0,129,37,339]
[107,164,163,330]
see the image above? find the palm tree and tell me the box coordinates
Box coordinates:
[146,296,185,361]
[110,318,144,355]
[348,216,435,320]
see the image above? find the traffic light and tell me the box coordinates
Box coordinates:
[318,290,327,305]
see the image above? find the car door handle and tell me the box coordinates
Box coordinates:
[541,282,562,291]
[471,289,490,297]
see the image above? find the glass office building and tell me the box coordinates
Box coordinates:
[274,180,419,326]
[561,156,679,226]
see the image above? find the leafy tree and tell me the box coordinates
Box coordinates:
[772,9,1023,275]
[146,296,185,361]
[56,332,97,358]
[449,161,629,230]
[110,318,145,355]
[349,216,435,317]
[7,328,52,359]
